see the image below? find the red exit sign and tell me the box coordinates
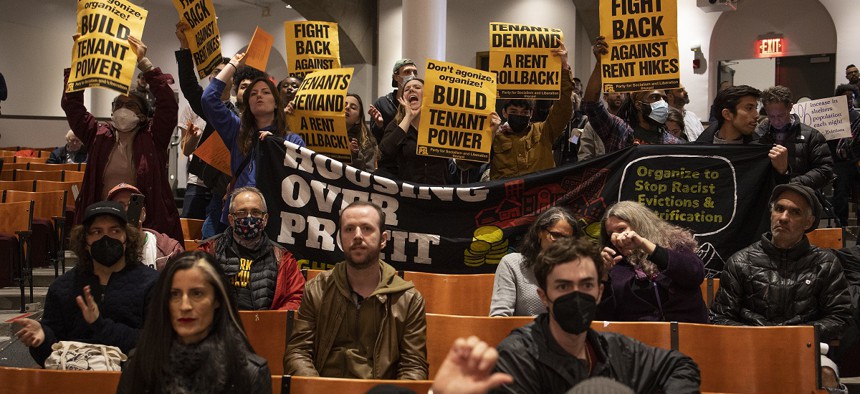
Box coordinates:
[757,37,785,57]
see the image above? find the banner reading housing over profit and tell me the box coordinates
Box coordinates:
[599,0,679,93]
[68,0,148,94]
[287,68,353,162]
[489,22,563,99]
[416,60,497,162]
[792,96,853,141]
[258,140,774,275]
[285,21,341,79]
[172,0,222,78]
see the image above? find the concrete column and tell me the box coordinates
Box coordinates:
[401,0,446,73]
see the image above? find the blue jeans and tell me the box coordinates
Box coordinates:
[182,184,211,219]
[202,193,226,239]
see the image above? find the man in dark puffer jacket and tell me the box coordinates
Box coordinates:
[712,184,852,392]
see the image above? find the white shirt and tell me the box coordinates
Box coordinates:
[141,231,158,270]
[683,109,705,141]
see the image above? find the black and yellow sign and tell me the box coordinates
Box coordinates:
[599,0,679,92]
[172,0,222,78]
[285,21,341,79]
[287,68,353,162]
[417,59,496,163]
[489,22,563,99]
[67,0,148,94]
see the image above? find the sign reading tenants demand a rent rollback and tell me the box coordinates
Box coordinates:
[489,22,563,99]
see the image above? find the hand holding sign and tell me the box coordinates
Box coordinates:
[593,36,609,62]
[175,21,190,49]
[769,145,789,174]
[128,36,147,62]
[551,39,569,69]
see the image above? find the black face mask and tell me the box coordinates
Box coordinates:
[507,114,530,133]
[90,236,125,267]
[551,291,597,335]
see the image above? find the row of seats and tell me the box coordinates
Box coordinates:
[0,162,87,171]
[0,168,84,182]
[0,312,820,393]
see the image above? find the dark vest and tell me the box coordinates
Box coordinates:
[212,230,283,310]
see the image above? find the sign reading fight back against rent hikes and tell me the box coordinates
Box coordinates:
[599,0,679,93]
[67,0,148,94]
[287,68,354,162]
[417,60,497,162]
[285,21,341,79]
[489,22,563,99]
[792,96,853,141]
[172,0,222,78]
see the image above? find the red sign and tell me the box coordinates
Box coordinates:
[757,38,785,58]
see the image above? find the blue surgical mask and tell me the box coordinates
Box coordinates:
[647,99,669,124]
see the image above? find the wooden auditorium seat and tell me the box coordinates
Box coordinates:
[699,277,720,309]
[807,228,843,249]
[0,366,121,394]
[0,180,35,192]
[63,170,86,183]
[3,190,68,274]
[402,271,496,316]
[274,375,433,394]
[180,218,204,241]
[15,169,63,182]
[239,310,293,375]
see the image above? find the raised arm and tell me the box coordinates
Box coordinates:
[540,40,575,144]
[202,53,244,149]
[130,36,178,150]
[581,36,633,152]
[174,21,207,120]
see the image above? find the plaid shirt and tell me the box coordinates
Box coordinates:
[582,100,683,153]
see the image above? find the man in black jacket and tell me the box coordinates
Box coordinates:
[712,183,852,391]
[492,237,700,393]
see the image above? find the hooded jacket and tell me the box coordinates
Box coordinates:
[711,233,853,342]
[755,114,834,190]
[492,314,700,393]
[284,260,428,380]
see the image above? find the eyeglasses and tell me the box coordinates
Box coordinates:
[546,230,571,241]
[231,209,266,218]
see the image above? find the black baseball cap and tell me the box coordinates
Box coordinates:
[82,201,128,225]
[769,183,822,232]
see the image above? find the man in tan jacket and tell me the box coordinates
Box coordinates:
[284,201,428,379]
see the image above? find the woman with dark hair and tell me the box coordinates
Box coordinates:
[202,52,306,225]
[490,207,577,316]
[598,201,708,323]
[117,251,272,393]
[345,93,379,172]
[15,201,157,366]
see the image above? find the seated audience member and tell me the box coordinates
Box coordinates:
[199,187,304,310]
[598,201,708,323]
[62,35,183,243]
[370,58,419,143]
[582,36,684,151]
[756,86,833,190]
[490,41,573,180]
[47,130,87,164]
[117,251,271,394]
[107,183,183,270]
[665,107,686,140]
[202,53,305,226]
[490,207,577,316]
[345,93,379,172]
[14,201,157,366]
[493,237,700,393]
[285,201,428,379]
[711,184,852,392]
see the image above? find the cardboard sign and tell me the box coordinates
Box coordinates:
[172,0,222,78]
[416,59,497,162]
[244,26,273,72]
[792,96,853,140]
[287,68,353,162]
[285,21,341,79]
[599,0,679,92]
[489,22,563,99]
[67,0,148,94]
[193,131,232,175]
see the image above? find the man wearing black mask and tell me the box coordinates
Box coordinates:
[489,41,574,180]
[492,237,700,393]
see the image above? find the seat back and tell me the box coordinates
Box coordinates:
[0,163,28,180]
[34,180,81,207]
[699,277,720,309]
[14,156,49,164]
[180,218,204,241]
[425,313,533,378]
[403,271,496,316]
[807,228,843,249]
[0,366,121,394]
[276,375,433,394]
[15,169,63,182]
[240,310,291,375]
[29,163,80,172]
[3,190,67,221]
[591,321,675,350]
[63,170,85,183]
[0,180,35,192]
[0,200,34,234]
[184,239,199,251]
[677,323,819,392]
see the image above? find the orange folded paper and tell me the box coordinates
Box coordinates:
[245,26,273,72]
[193,132,232,175]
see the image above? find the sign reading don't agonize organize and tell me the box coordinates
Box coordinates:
[258,139,774,276]
[68,0,148,94]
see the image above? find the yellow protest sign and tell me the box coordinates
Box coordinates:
[287,68,353,162]
[417,59,497,163]
[285,21,341,79]
[599,0,679,92]
[172,0,222,79]
[489,22,563,99]
[245,27,273,72]
[67,0,148,95]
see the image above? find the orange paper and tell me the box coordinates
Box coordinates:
[193,132,232,175]
[245,27,273,72]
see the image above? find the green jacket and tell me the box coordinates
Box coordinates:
[284,260,428,379]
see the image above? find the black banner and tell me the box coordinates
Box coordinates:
[258,139,773,276]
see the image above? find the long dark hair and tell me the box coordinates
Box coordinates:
[347,93,375,152]
[519,207,577,268]
[69,220,144,273]
[238,77,289,155]
[122,251,255,393]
